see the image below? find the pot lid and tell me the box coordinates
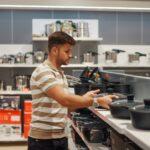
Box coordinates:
[110,95,142,108]
[130,99,150,113]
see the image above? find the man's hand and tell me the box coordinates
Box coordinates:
[97,95,118,109]
[83,89,100,100]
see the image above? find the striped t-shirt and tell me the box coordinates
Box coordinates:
[29,59,68,139]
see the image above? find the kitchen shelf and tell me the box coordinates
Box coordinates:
[88,107,150,150]
[0,63,98,68]
[0,135,27,142]
[32,36,103,42]
[0,64,38,68]
[69,118,109,150]
[1,63,150,68]
[0,91,31,95]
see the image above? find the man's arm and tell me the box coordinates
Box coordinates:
[45,85,99,108]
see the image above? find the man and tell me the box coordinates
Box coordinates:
[28,31,117,150]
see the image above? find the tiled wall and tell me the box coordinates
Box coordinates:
[0,10,150,45]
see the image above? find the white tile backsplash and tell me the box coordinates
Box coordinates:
[98,44,150,65]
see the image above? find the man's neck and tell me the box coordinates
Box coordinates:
[48,55,61,69]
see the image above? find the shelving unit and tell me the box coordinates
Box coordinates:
[0,135,27,142]
[1,63,150,68]
[0,91,31,95]
[69,118,109,150]
[32,36,103,42]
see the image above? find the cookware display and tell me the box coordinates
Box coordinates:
[71,112,108,143]
[109,128,142,150]
[34,51,45,63]
[0,96,20,109]
[105,51,117,63]
[15,52,26,63]
[15,75,30,91]
[130,99,150,130]
[25,52,34,64]
[106,83,132,95]
[128,52,146,63]
[112,49,128,65]
[45,20,89,38]
[1,55,12,64]
[83,52,94,64]
[109,95,142,119]
[81,52,98,64]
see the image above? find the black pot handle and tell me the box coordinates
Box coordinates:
[127,94,134,103]
[144,99,150,109]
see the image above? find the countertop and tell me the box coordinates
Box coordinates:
[90,108,150,150]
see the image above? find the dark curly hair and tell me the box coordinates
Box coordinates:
[48,31,76,52]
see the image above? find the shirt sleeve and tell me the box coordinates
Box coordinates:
[35,70,60,92]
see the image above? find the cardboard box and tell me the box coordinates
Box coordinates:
[0,124,21,137]
[0,109,21,124]
[24,100,32,112]
[24,112,31,124]
[23,124,30,138]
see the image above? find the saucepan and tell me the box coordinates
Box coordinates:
[130,99,150,130]
[109,95,142,119]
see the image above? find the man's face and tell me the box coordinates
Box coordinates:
[56,43,73,65]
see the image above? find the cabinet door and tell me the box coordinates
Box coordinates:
[0,10,11,44]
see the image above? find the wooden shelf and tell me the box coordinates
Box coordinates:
[69,118,109,150]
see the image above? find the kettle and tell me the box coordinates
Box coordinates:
[34,51,45,63]
[15,52,25,63]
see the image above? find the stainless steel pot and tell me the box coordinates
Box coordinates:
[128,52,146,63]
[83,52,94,64]
[105,51,117,63]
[128,54,139,63]
[109,95,142,119]
[15,75,28,91]
[25,52,33,64]
[34,51,45,63]
[2,55,11,64]
[15,52,25,63]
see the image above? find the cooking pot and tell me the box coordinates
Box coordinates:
[106,83,132,95]
[25,52,33,64]
[2,55,11,64]
[15,75,29,91]
[128,52,146,63]
[130,99,150,130]
[109,95,142,119]
[34,51,45,63]
[74,83,105,95]
[15,52,25,63]
[112,49,128,65]
[105,51,117,63]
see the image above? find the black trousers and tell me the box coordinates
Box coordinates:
[28,136,68,150]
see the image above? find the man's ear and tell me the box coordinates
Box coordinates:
[51,46,58,55]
